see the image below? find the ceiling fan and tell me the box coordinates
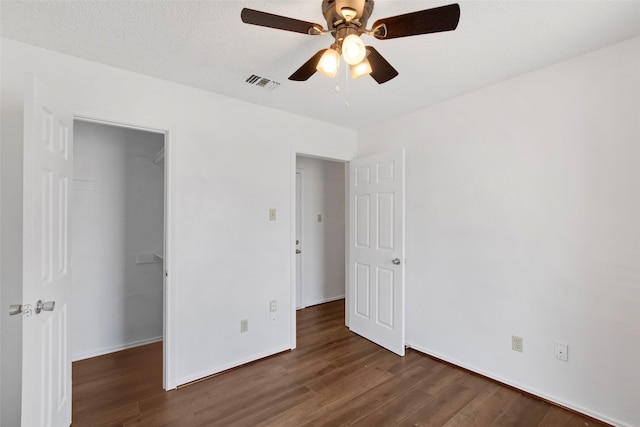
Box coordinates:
[241,0,460,84]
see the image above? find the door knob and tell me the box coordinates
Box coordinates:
[9,304,23,315]
[35,300,55,314]
[9,303,33,317]
[296,249,301,254]
[391,258,401,265]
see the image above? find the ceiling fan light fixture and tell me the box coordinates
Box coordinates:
[350,58,372,80]
[316,47,341,78]
[342,34,366,65]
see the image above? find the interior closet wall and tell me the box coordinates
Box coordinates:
[296,156,345,306]
[72,121,164,361]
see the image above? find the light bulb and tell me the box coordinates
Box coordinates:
[350,58,372,80]
[316,48,340,78]
[342,34,366,65]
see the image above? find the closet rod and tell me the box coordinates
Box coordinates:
[153,147,165,165]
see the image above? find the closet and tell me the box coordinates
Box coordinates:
[295,156,346,309]
[71,121,164,360]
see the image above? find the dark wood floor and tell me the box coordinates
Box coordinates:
[72,300,607,426]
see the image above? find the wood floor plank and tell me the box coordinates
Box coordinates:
[309,363,440,427]
[258,358,395,426]
[194,385,314,427]
[395,367,521,426]
[72,299,611,427]
[538,405,610,426]
[491,392,551,426]
[441,382,518,427]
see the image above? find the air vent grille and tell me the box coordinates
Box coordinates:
[245,74,281,91]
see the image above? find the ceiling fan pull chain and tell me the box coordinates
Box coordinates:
[344,64,350,108]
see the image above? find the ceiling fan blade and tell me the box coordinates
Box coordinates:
[366,47,398,84]
[289,49,327,81]
[372,3,460,40]
[241,8,323,35]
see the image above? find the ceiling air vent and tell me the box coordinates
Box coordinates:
[245,74,281,91]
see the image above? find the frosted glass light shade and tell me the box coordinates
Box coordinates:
[316,48,340,78]
[350,58,372,79]
[342,34,366,65]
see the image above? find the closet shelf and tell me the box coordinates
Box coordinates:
[136,251,164,265]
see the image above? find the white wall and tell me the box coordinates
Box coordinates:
[0,37,357,425]
[358,35,640,427]
[296,156,345,307]
[72,121,164,360]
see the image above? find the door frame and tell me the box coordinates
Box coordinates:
[71,104,177,389]
[289,148,350,349]
[295,168,304,310]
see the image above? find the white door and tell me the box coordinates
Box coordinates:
[295,171,304,309]
[348,149,405,356]
[22,75,73,426]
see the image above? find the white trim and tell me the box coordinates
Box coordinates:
[163,126,177,390]
[344,162,350,328]
[289,147,297,350]
[295,168,304,310]
[302,295,345,308]
[406,342,628,427]
[72,337,163,362]
[176,345,291,387]
[70,104,176,390]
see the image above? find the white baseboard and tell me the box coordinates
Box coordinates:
[303,295,345,308]
[72,336,163,362]
[176,344,290,387]
[406,342,628,427]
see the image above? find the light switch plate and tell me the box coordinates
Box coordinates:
[269,208,276,221]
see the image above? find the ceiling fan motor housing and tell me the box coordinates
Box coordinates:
[322,0,374,32]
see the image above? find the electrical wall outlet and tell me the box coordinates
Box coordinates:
[269,300,277,322]
[512,335,523,352]
[554,341,568,361]
[240,319,248,333]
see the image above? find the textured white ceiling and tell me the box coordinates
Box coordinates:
[2,1,640,129]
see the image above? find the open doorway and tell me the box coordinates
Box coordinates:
[295,156,346,312]
[71,120,165,367]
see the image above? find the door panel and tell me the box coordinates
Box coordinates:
[348,149,405,356]
[377,267,394,328]
[377,192,394,250]
[23,75,73,427]
[355,194,370,247]
[355,263,370,318]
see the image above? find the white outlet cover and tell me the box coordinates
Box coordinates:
[554,341,568,361]
[512,335,523,352]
